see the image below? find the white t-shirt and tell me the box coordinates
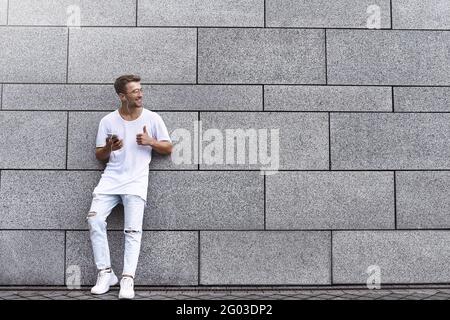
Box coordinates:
[93,108,171,201]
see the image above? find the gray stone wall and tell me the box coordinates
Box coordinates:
[1,0,450,286]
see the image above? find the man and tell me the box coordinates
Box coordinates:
[87,74,172,299]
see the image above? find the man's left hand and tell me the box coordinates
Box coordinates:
[136,125,156,146]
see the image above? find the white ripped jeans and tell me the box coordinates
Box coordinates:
[87,193,145,278]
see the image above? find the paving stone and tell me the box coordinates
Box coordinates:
[201,231,331,285]
[267,0,391,28]
[0,27,67,83]
[0,231,65,285]
[0,111,66,169]
[2,288,450,299]
[198,28,325,84]
[0,0,6,25]
[265,85,391,112]
[8,0,136,26]
[266,171,394,229]
[144,85,262,111]
[333,231,450,284]
[327,30,450,85]
[69,28,196,83]
[199,112,328,170]
[138,0,263,27]
[392,0,450,29]
[397,171,450,228]
[394,87,450,112]
[0,170,102,229]
[331,113,450,169]
[3,84,118,111]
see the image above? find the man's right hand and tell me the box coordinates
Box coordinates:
[95,137,123,162]
[106,137,123,151]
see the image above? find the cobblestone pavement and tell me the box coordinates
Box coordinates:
[1,286,450,300]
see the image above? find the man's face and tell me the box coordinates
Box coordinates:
[122,81,143,108]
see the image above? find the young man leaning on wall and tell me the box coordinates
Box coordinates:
[86,74,173,299]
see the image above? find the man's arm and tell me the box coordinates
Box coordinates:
[136,125,173,155]
[95,146,111,162]
[95,138,123,161]
[150,140,173,155]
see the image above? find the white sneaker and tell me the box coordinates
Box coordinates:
[90,269,118,295]
[118,276,135,300]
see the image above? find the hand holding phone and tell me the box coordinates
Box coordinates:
[106,133,122,151]
[107,133,118,141]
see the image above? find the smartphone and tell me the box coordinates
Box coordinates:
[107,133,118,141]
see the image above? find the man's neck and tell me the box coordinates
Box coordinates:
[119,104,143,120]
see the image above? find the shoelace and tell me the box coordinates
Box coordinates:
[96,270,110,286]
[121,277,133,289]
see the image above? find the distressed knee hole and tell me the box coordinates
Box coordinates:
[124,229,140,234]
[86,211,97,218]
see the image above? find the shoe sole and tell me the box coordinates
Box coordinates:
[118,293,135,300]
[91,275,119,295]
